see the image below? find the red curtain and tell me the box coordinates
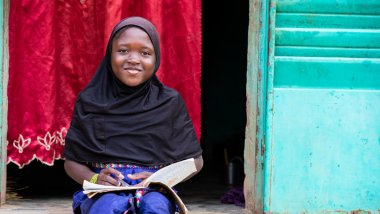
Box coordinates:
[8,0,202,168]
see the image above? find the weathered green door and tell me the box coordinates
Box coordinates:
[265,0,380,212]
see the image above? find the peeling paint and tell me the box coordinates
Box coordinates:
[244,0,268,212]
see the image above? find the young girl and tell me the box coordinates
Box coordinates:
[63,16,203,214]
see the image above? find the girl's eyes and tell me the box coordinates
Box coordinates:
[141,51,151,56]
[117,49,152,56]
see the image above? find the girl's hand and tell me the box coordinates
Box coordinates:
[98,168,124,186]
[127,171,153,187]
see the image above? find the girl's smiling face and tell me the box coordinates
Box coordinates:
[111,27,156,87]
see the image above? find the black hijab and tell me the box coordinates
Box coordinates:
[64,17,202,166]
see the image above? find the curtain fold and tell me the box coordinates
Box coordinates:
[8,0,202,168]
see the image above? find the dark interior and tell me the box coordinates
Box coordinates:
[6,0,249,202]
[200,0,248,183]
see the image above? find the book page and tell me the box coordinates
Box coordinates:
[82,158,197,196]
[145,158,196,188]
[83,180,141,195]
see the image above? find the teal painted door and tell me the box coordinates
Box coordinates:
[264,0,380,212]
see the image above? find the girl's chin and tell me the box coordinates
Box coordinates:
[123,80,143,87]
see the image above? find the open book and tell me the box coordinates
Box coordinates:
[82,158,197,214]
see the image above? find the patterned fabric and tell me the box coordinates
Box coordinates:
[129,189,145,208]
[91,162,166,170]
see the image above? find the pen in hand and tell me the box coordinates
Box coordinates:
[118,178,129,187]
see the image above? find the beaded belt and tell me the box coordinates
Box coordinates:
[91,162,166,169]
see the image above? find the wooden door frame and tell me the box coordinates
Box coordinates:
[1,0,9,205]
[244,0,275,212]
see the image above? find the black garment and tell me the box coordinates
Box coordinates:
[64,17,202,166]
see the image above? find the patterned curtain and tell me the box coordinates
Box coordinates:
[8,0,201,168]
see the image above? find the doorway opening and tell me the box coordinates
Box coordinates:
[199,0,248,186]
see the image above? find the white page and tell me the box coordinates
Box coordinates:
[145,158,196,187]
[83,181,140,194]
[83,158,196,194]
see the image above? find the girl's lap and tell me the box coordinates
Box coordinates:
[73,167,175,214]
[74,190,175,214]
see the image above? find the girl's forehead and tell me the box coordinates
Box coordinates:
[114,27,148,40]
[113,27,153,47]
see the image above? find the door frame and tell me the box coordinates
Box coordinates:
[244,0,275,212]
[0,0,9,205]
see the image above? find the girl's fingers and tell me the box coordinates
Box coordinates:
[99,168,124,186]
[101,174,119,186]
[101,168,124,179]
[108,168,125,179]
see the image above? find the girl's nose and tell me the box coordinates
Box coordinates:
[127,52,140,64]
